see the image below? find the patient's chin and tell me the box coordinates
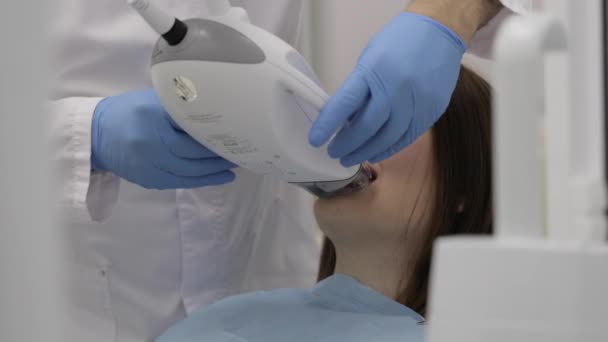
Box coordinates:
[314,193,371,232]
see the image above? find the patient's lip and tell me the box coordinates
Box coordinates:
[364,162,379,182]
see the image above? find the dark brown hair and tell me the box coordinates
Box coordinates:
[317,65,494,317]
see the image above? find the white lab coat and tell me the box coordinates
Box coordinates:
[47,1,529,341]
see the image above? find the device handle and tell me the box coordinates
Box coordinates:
[493,14,568,239]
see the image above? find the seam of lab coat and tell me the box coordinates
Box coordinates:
[98,263,119,341]
[175,188,186,310]
[177,187,228,313]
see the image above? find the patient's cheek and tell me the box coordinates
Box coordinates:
[379,132,434,173]
[313,131,435,239]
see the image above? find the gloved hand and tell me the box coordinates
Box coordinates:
[309,12,466,166]
[91,88,237,190]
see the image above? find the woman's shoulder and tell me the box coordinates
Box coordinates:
[185,287,314,326]
[156,280,426,342]
[210,287,311,312]
[155,287,314,341]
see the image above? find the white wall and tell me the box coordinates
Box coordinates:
[309,0,408,93]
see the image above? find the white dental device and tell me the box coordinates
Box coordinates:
[127,0,375,197]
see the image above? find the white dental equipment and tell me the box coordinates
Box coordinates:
[427,1,608,341]
[126,0,375,198]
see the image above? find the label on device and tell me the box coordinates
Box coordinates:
[207,134,259,155]
[184,112,224,124]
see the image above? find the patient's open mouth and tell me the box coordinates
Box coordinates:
[363,163,379,183]
[298,163,378,199]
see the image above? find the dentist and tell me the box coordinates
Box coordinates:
[48,0,530,341]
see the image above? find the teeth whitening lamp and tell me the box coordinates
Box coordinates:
[126,0,375,198]
[427,1,608,341]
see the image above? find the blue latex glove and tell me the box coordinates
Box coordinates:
[91,88,237,190]
[309,12,466,166]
